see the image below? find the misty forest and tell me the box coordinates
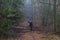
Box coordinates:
[0,0,60,40]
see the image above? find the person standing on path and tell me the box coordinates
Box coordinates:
[28,17,33,31]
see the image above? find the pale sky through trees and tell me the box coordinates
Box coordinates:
[20,0,55,22]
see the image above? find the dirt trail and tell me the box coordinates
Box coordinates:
[19,31,60,40]
[0,31,60,40]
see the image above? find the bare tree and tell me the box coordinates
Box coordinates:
[53,0,57,32]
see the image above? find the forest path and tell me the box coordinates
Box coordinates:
[19,31,60,40]
[0,31,60,40]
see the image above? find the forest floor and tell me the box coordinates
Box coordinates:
[0,31,60,40]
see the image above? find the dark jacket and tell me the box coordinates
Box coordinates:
[28,21,33,30]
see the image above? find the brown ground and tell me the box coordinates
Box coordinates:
[0,31,60,40]
[20,31,60,40]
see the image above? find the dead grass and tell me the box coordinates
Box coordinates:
[0,32,60,40]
